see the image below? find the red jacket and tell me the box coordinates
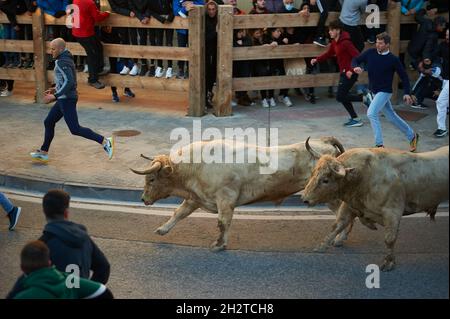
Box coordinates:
[316,31,360,73]
[72,0,110,38]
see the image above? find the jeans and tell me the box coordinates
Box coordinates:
[367,92,415,146]
[41,99,104,152]
[0,192,14,215]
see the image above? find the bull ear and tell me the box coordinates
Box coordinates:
[305,137,321,159]
[330,164,346,178]
[130,162,162,175]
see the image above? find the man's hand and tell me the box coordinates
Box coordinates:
[403,94,413,105]
[282,38,289,44]
[353,67,363,74]
[141,17,150,24]
[345,70,353,79]
[44,88,56,95]
[310,58,317,65]
[299,9,310,18]
[270,41,278,47]
[43,94,56,104]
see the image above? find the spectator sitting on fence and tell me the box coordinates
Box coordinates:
[305,0,341,48]
[71,0,110,89]
[233,28,254,106]
[100,26,136,102]
[407,9,447,70]
[249,0,271,14]
[7,189,111,299]
[9,240,114,299]
[410,57,443,109]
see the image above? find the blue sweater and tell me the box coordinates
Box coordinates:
[352,48,411,95]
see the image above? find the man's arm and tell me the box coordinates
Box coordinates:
[351,48,370,69]
[53,60,75,99]
[89,0,110,22]
[108,0,131,16]
[90,240,111,284]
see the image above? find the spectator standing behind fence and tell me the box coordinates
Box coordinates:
[233,28,253,106]
[173,0,204,79]
[128,0,151,77]
[352,32,419,151]
[427,0,448,13]
[6,190,111,298]
[148,0,175,78]
[205,0,218,109]
[311,20,363,127]
[71,0,110,89]
[9,241,114,299]
[433,28,449,138]
[29,38,114,163]
[339,0,366,53]
[0,0,27,68]
[0,191,21,231]
[249,0,272,14]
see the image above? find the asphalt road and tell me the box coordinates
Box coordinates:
[0,195,448,299]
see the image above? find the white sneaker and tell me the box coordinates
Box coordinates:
[261,98,269,108]
[120,65,130,75]
[155,66,164,78]
[231,100,237,107]
[83,64,89,73]
[165,67,173,78]
[0,89,12,97]
[129,64,139,76]
[282,96,293,107]
[269,97,277,107]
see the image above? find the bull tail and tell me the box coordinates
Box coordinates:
[321,136,345,155]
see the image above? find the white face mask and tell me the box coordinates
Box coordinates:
[284,3,294,11]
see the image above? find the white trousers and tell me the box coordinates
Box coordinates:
[436,79,449,131]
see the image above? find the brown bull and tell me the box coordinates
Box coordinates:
[300,141,449,271]
[131,137,346,251]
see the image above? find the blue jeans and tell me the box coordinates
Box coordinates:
[0,192,14,215]
[367,92,415,146]
[41,99,104,152]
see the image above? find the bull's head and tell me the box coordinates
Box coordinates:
[131,154,174,205]
[300,154,355,206]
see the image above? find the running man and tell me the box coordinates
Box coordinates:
[352,32,419,151]
[30,38,114,163]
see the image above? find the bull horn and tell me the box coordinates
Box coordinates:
[130,161,162,175]
[322,136,345,155]
[140,154,154,161]
[305,137,322,159]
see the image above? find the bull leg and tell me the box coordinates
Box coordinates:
[211,204,234,252]
[315,203,355,253]
[332,219,354,247]
[155,200,199,236]
[380,212,401,272]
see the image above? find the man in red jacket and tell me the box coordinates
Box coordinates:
[71,0,110,89]
[311,20,363,127]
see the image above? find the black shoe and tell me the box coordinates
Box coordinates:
[433,129,448,138]
[146,65,155,77]
[313,37,327,47]
[8,206,21,231]
[88,81,105,89]
[140,64,148,76]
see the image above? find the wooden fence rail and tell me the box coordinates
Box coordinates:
[0,4,448,117]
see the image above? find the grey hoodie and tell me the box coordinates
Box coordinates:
[54,49,78,100]
[339,0,368,27]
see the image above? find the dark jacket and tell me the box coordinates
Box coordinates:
[129,0,150,21]
[108,0,131,16]
[0,0,27,27]
[148,0,174,23]
[53,50,78,100]
[407,9,442,60]
[39,220,110,283]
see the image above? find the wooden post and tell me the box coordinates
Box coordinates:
[32,8,48,103]
[215,5,234,117]
[387,0,401,104]
[188,5,205,117]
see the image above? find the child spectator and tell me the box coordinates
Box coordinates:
[233,28,253,106]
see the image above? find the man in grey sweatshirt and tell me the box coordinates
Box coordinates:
[339,0,367,52]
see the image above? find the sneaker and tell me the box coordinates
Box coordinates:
[269,97,277,107]
[83,64,89,73]
[103,136,114,160]
[410,103,427,109]
[112,93,120,102]
[261,98,269,108]
[409,133,419,152]
[344,118,363,127]
[433,129,448,138]
[176,69,185,79]
[139,64,148,76]
[313,37,327,47]
[305,93,316,104]
[7,206,21,231]
[129,64,139,76]
[88,81,105,89]
[282,96,293,107]
[231,100,237,107]
[363,92,374,107]
[165,67,173,79]
[155,66,164,78]
[124,88,135,98]
[0,90,12,97]
[146,65,156,77]
[376,144,384,148]
[30,149,49,163]
[24,60,33,69]
[119,65,130,75]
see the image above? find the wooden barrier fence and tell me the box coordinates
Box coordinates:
[0,3,448,117]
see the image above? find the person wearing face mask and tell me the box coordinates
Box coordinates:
[279,0,298,13]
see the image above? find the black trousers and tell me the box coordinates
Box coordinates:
[76,35,104,83]
[336,72,362,119]
[149,29,174,67]
[316,0,340,37]
[342,24,365,53]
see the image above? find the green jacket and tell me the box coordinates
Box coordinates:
[14,266,106,299]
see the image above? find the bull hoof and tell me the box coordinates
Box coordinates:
[313,245,328,253]
[155,227,169,236]
[380,260,396,272]
[210,241,226,252]
[332,239,344,247]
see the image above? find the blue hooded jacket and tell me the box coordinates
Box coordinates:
[173,0,204,35]
[37,0,69,16]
